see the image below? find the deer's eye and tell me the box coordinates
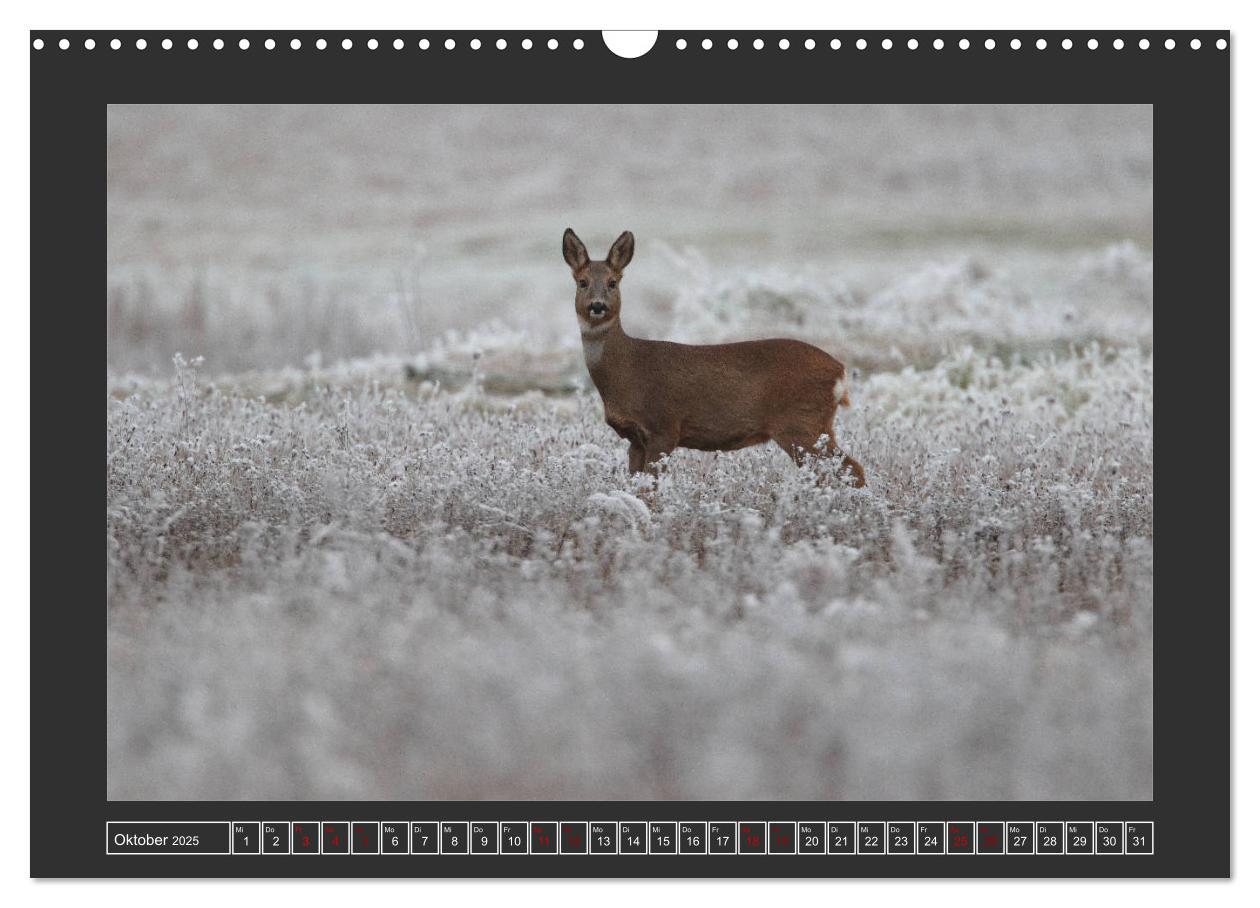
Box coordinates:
[608,280,617,289]
[578,279,588,289]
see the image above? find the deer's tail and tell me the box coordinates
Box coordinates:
[833,365,851,409]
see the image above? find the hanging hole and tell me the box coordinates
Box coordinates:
[602,30,657,58]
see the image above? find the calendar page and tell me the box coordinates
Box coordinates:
[29,27,1228,879]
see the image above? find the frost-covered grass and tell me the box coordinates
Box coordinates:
[108,346,1152,800]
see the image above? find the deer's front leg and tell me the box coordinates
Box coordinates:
[627,442,646,474]
[642,430,679,478]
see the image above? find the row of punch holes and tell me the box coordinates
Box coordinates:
[32,33,1229,53]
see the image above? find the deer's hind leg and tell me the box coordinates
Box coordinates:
[773,426,866,488]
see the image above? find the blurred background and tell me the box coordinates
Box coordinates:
[108,104,1151,382]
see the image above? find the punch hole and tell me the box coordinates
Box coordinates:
[573,38,584,50]
[188,38,199,50]
[419,38,430,50]
[444,38,455,50]
[856,38,867,50]
[984,38,995,50]
[393,38,404,50]
[602,31,657,58]
[32,38,44,50]
[907,38,918,50]
[1036,38,1047,50]
[727,38,738,50]
[1165,38,1176,50]
[316,38,327,50]
[342,38,353,50]
[832,38,842,50]
[778,38,789,50]
[289,38,301,50]
[470,38,482,50]
[958,38,969,50]
[805,38,816,50]
[702,38,712,50]
[1139,38,1150,50]
[496,38,507,50]
[548,38,558,50]
[1216,38,1227,49]
[753,38,764,50]
[933,38,943,50]
[1010,38,1021,50]
[1114,38,1124,50]
[1061,38,1072,50]
[264,38,275,50]
[237,38,248,50]
[212,38,223,50]
[367,38,378,50]
[1087,38,1098,50]
[675,38,687,50]
[163,38,173,50]
[881,38,892,50]
[58,38,69,50]
[84,38,96,50]
[521,38,532,50]
[1190,38,1201,50]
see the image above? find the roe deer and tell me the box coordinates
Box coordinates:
[563,228,865,487]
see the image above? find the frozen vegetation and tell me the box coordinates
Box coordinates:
[107,105,1152,800]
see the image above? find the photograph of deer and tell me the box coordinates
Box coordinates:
[564,228,865,485]
[108,105,1152,802]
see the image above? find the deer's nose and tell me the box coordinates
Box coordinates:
[588,302,608,317]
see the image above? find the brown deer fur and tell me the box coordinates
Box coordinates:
[563,228,865,487]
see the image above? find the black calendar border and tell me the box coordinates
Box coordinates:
[31,29,1230,879]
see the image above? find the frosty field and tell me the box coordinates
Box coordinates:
[107,105,1153,800]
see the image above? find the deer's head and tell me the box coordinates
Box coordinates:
[563,228,634,331]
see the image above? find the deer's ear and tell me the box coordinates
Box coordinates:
[562,228,590,272]
[607,231,635,271]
